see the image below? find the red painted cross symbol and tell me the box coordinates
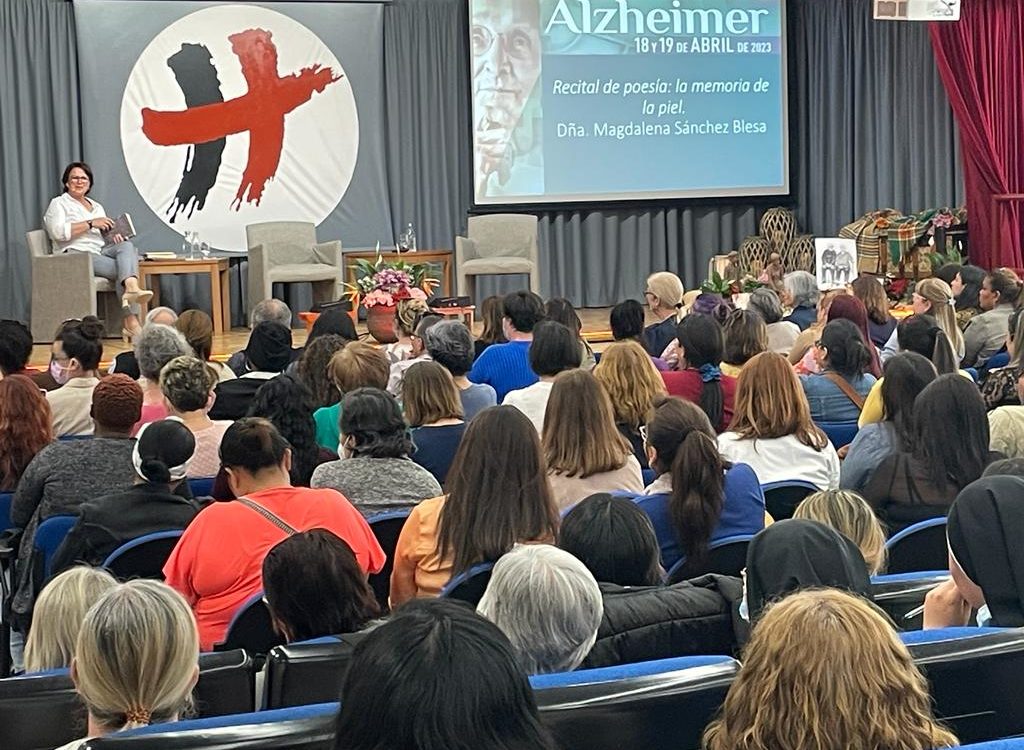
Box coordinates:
[141,28,342,209]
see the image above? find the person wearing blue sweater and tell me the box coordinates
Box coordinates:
[468,291,544,402]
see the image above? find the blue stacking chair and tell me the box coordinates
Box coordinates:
[904,627,1024,743]
[102,529,184,581]
[760,479,818,521]
[34,515,77,579]
[365,509,412,610]
[885,516,949,574]
[960,740,1024,749]
[665,534,754,584]
[815,420,859,449]
[187,476,216,498]
[81,703,339,749]
[870,570,950,630]
[264,635,370,710]
[439,560,496,606]
[532,655,739,750]
[215,591,284,655]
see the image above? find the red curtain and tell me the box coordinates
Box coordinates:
[930,3,1024,269]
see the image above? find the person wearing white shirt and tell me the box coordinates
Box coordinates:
[716,351,841,490]
[42,162,152,339]
[502,320,580,432]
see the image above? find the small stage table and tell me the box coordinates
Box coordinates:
[139,257,231,334]
[431,305,475,328]
[344,249,454,297]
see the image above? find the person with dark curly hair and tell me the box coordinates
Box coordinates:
[247,374,334,488]
[0,376,53,491]
[312,388,441,517]
[296,334,349,409]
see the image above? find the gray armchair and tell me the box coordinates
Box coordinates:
[246,222,342,320]
[455,214,540,298]
[27,229,124,342]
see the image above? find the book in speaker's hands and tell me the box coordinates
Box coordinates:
[101,213,136,247]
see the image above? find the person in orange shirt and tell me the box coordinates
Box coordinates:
[389,406,558,606]
[163,418,385,651]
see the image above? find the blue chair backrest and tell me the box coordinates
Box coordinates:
[102,529,184,581]
[815,420,858,449]
[34,515,77,578]
[83,703,339,749]
[215,590,284,654]
[439,560,496,606]
[641,468,656,486]
[760,480,818,521]
[666,534,754,584]
[0,491,12,532]
[960,740,1024,749]
[1,651,257,748]
[904,627,1024,743]
[187,476,216,498]
[533,655,739,750]
[57,434,93,441]
[870,571,950,630]
[366,509,412,610]
[885,516,949,574]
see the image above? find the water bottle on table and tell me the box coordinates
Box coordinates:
[406,222,417,252]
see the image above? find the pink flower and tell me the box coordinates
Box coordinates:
[363,289,395,308]
[408,287,428,301]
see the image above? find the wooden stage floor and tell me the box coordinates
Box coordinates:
[29,306,619,369]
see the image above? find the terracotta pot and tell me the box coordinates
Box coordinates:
[366,304,398,344]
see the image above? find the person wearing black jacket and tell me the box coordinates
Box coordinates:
[51,419,202,574]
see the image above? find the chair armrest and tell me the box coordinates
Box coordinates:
[32,249,93,277]
[455,236,476,266]
[313,240,342,267]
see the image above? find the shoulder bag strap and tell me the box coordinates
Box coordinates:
[822,371,867,410]
[236,497,299,536]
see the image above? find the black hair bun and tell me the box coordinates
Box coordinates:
[78,316,105,340]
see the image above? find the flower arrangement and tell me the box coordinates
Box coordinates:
[346,253,439,309]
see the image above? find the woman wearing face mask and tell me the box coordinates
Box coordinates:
[924,475,1024,629]
[46,317,105,437]
[311,388,442,517]
[741,519,873,624]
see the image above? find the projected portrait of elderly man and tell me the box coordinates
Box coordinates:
[472,0,544,198]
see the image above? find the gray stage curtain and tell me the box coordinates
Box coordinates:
[0,0,82,322]
[792,0,964,239]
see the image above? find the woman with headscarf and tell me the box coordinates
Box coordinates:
[49,419,201,573]
[209,321,292,420]
[743,519,873,623]
[924,476,1024,629]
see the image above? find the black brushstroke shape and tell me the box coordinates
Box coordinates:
[165,43,227,222]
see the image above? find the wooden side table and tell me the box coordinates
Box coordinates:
[431,305,475,328]
[139,257,231,334]
[344,250,453,297]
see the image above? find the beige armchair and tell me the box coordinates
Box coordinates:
[455,214,540,298]
[27,229,124,342]
[246,222,342,319]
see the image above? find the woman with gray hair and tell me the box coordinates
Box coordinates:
[747,287,800,355]
[424,319,497,421]
[781,271,821,331]
[133,323,193,433]
[477,544,603,675]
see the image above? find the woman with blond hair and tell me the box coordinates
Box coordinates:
[703,588,958,750]
[387,298,430,364]
[24,567,117,673]
[174,309,235,383]
[593,340,667,468]
[54,580,200,748]
[543,370,643,510]
[883,277,964,364]
[403,361,466,486]
[718,352,840,489]
[642,271,685,358]
[793,490,888,575]
[313,340,390,451]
